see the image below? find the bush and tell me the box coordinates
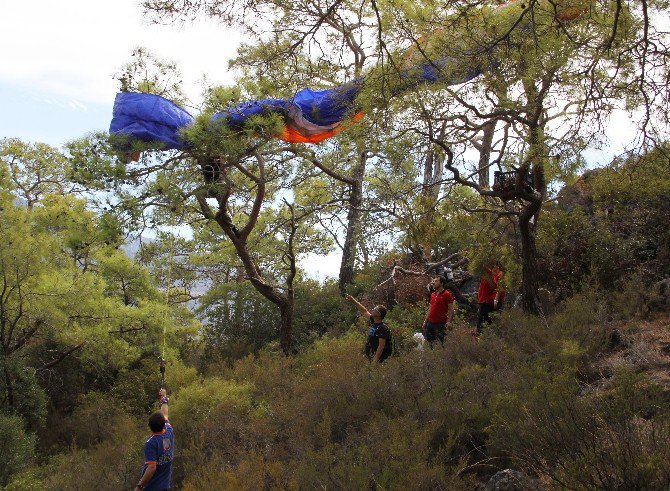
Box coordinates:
[171,377,254,428]
[490,370,670,489]
[15,413,144,490]
[41,431,143,491]
[0,358,47,431]
[293,279,357,344]
[59,392,137,449]
[0,412,36,486]
[17,286,670,489]
[381,303,425,352]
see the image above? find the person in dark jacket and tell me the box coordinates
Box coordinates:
[345,294,392,363]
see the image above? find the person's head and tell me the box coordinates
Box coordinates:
[370,305,387,322]
[431,275,448,290]
[148,412,166,433]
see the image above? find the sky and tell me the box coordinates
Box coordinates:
[0,1,240,147]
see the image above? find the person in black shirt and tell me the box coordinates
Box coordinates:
[345,294,391,363]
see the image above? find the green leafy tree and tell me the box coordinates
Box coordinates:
[357,0,667,313]
[0,141,195,427]
[0,138,80,208]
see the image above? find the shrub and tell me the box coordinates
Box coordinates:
[170,377,254,428]
[490,369,670,489]
[0,412,36,486]
[60,392,137,449]
[293,279,357,344]
[376,303,426,353]
[11,414,143,491]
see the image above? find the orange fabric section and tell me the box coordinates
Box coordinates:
[279,111,365,144]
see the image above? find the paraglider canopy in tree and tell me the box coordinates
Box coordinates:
[109,0,590,153]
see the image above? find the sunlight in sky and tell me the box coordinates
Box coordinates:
[0,0,240,146]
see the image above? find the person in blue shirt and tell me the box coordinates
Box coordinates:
[135,389,174,491]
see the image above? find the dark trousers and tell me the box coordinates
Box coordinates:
[477,303,495,335]
[424,321,446,347]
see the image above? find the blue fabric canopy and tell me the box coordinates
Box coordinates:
[109,92,194,150]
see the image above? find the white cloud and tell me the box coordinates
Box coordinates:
[301,251,341,282]
[0,0,240,105]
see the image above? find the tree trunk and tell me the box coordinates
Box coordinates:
[519,73,548,315]
[279,298,294,355]
[519,205,542,314]
[339,153,366,294]
[227,233,294,354]
[197,154,296,355]
[422,148,443,200]
[419,146,444,259]
[478,120,496,188]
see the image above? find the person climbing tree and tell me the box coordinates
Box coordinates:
[476,262,504,336]
[422,275,455,347]
[135,388,174,491]
[345,294,393,363]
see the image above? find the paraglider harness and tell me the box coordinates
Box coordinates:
[493,168,534,195]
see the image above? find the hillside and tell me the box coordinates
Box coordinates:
[7,292,667,490]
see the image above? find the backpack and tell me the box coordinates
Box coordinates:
[365,322,397,359]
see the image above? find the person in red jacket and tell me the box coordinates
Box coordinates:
[476,262,504,335]
[422,275,455,347]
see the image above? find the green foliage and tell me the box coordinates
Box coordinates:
[170,377,254,428]
[537,205,593,298]
[58,392,136,449]
[0,138,72,207]
[383,302,426,347]
[198,281,281,367]
[538,146,670,299]
[10,270,670,490]
[590,146,670,279]
[37,421,143,491]
[293,279,356,344]
[0,357,47,430]
[115,47,186,105]
[0,412,36,486]
[491,370,670,489]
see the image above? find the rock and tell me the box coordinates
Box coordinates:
[555,174,595,214]
[479,469,542,491]
[412,332,426,351]
[647,278,670,311]
[608,328,629,350]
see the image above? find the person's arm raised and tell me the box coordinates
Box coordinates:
[345,294,371,317]
[159,388,169,420]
